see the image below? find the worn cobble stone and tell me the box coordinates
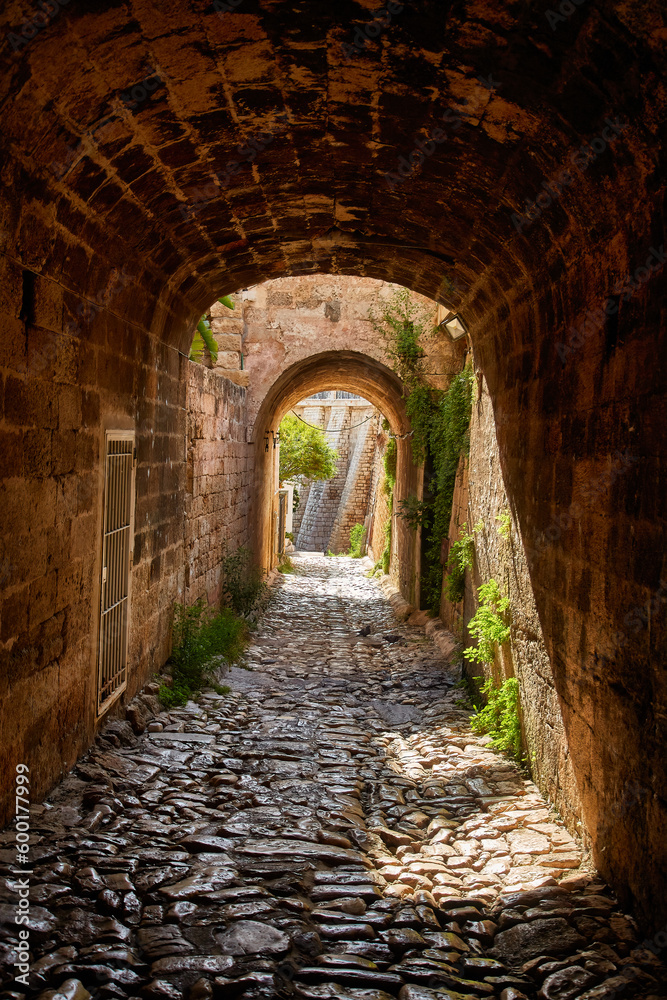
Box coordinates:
[1,555,665,999]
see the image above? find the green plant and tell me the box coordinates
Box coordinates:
[496,509,511,540]
[159,599,246,707]
[325,548,336,558]
[189,296,234,363]
[464,579,510,665]
[382,518,392,574]
[277,554,295,573]
[383,438,397,495]
[444,519,483,603]
[278,413,338,485]
[285,531,294,543]
[421,365,476,610]
[221,546,268,620]
[213,683,231,695]
[374,292,476,613]
[396,496,431,532]
[471,677,522,759]
[348,523,366,558]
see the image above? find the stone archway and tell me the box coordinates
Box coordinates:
[0,0,665,927]
[251,350,422,606]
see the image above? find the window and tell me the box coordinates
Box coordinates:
[98,431,135,713]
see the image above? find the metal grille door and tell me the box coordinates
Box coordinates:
[98,432,135,712]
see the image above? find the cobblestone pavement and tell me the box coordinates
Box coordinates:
[2,554,666,1000]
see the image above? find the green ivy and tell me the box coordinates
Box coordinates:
[374,290,475,611]
[463,579,510,665]
[421,365,476,610]
[471,677,522,759]
[383,437,397,495]
[444,520,482,603]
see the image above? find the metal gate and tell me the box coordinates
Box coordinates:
[98,431,135,713]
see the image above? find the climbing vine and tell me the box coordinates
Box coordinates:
[463,579,510,664]
[471,677,522,760]
[377,437,396,575]
[373,289,475,611]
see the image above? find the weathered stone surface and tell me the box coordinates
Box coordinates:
[492,919,586,965]
[215,920,290,956]
[0,555,665,1000]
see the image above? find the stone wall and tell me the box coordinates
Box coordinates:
[241,276,461,429]
[441,376,583,841]
[184,364,253,604]
[367,427,393,567]
[329,407,380,554]
[0,300,251,827]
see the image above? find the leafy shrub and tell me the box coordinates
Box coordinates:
[396,496,431,532]
[471,677,522,759]
[464,579,510,665]
[277,554,295,573]
[444,520,483,603]
[221,546,268,620]
[496,509,511,540]
[159,599,246,707]
[348,523,366,558]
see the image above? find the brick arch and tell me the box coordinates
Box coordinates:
[251,351,422,602]
[0,0,665,929]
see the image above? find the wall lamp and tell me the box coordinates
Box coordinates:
[438,312,468,342]
[264,431,280,452]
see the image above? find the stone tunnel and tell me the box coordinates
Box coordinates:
[0,0,666,984]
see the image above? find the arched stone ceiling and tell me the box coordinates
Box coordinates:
[0,0,664,341]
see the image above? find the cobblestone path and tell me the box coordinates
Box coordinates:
[2,555,666,1000]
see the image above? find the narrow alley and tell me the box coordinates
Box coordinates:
[2,556,664,1000]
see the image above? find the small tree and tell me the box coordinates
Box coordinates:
[278,413,338,485]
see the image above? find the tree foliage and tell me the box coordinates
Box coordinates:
[278,413,338,485]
